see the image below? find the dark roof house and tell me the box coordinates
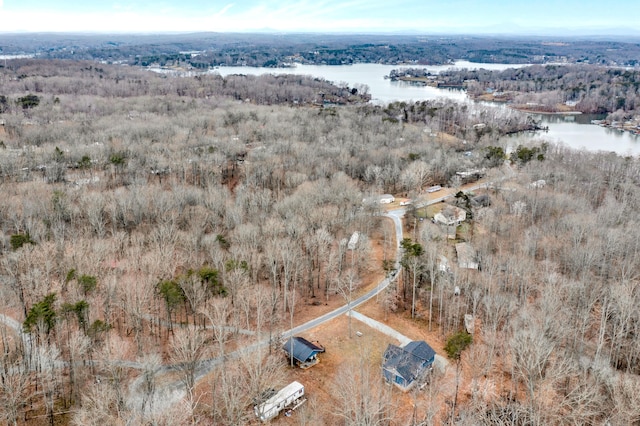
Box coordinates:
[282,336,325,369]
[382,340,435,391]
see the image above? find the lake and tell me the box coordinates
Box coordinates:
[210,62,640,156]
[507,114,640,157]
[212,61,515,104]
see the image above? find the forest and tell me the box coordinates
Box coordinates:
[443,65,639,117]
[1,58,640,425]
[3,33,640,67]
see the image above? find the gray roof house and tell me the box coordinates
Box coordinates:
[382,341,436,391]
[434,205,467,226]
[282,336,325,368]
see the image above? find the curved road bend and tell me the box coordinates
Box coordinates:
[127,209,407,413]
[0,184,481,413]
[130,185,473,412]
[131,182,489,412]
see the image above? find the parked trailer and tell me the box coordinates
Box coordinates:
[427,185,442,193]
[254,381,305,422]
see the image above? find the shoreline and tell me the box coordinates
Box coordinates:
[508,106,582,115]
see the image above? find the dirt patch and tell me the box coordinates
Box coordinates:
[272,314,416,425]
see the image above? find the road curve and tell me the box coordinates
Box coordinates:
[127,209,406,414]
[128,182,491,414]
[283,209,404,338]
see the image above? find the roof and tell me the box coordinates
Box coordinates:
[282,337,325,363]
[435,205,466,225]
[471,194,490,207]
[256,381,304,420]
[455,242,479,269]
[404,341,436,362]
[383,341,435,384]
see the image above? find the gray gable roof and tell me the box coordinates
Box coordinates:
[404,341,436,361]
[383,341,435,384]
[282,336,325,363]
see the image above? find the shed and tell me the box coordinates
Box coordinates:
[347,232,360,250]
[382,340,436,391]
[282,336,325,368]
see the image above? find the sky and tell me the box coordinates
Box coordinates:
[1,0,639,35]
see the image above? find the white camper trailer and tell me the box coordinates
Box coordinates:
[254,381,305,422]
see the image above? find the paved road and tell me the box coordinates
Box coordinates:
[1,179,495,415]
[414,180,496,209]
[283,208,404,339]
[128,181,498,414]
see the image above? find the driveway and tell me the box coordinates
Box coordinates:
[348,310,449,373]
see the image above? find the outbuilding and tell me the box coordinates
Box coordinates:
[282,336,325,368]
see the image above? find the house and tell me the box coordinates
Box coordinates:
[455,242,479,270]
[362,194,395,205]
[434,205,466,226]
[456,169,483,183]
[282,336,325,368]
[382,340,436,391]
[471,194,491,207]
[379,194,395,204]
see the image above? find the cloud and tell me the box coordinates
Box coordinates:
[214,3,234,17]
[1,0,639,34]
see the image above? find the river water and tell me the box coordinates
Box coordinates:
[211,62,640,156]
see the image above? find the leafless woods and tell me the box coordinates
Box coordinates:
[1,59,640,424]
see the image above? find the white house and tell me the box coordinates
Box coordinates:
[434,206,466,226]
[379,194,395,204]
[362,194,395,205]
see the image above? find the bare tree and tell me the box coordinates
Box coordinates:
[0,360,31,426]
[331,354,393,426]
[137,351,162,416]
[335,268,359,338]
[209,359,251,425]
[169,324,208,421]
[72,380,128,426]
[242,351,287,421]
[509,313,555,419]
